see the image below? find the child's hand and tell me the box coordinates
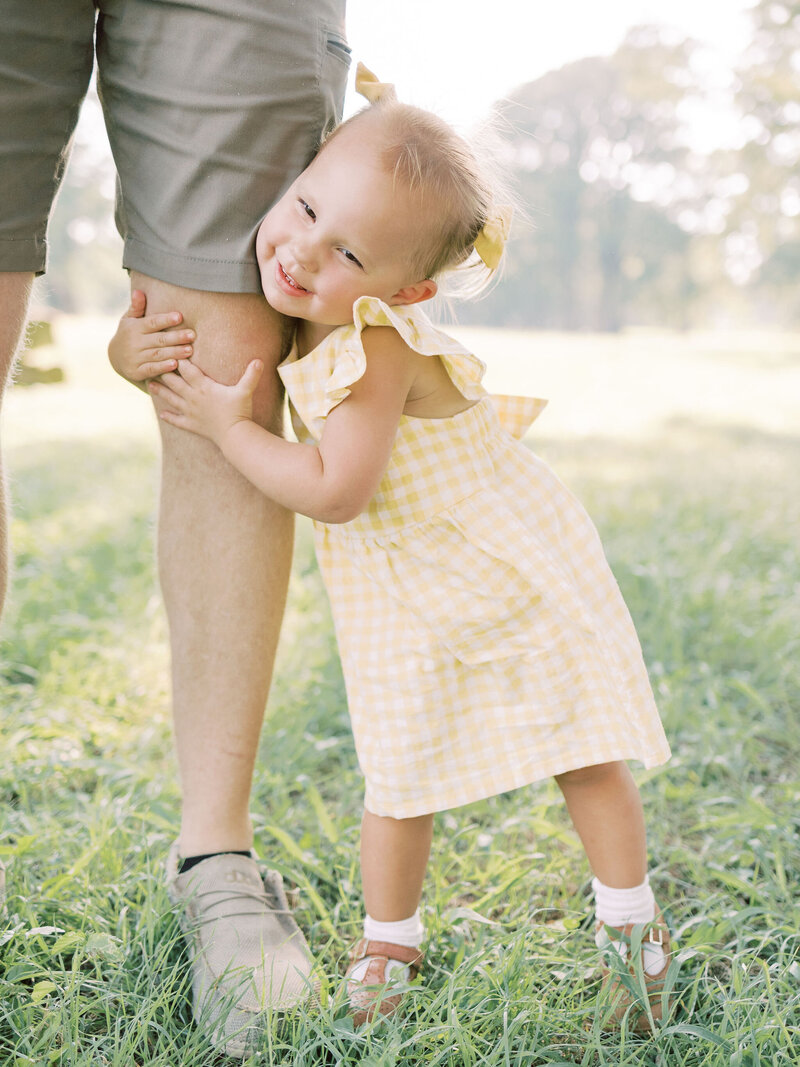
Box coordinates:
[149,358,265,448]
[108,289,195,385]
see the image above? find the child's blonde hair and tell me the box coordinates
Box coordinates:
[326,97,512,298]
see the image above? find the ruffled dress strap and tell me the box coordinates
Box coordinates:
[347,296,490,404]
[491,394,548,440]
[278,295,546,442]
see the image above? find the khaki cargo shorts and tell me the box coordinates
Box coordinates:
[0,0,349,292]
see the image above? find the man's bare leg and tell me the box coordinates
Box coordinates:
[0,271,34,617]
[131,272,294,856]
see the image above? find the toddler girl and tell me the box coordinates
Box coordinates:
[110,66,673,1031]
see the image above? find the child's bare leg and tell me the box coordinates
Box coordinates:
[360,810,434,921]
[347,809,432,1014]
[555,760,666,979]
[554,760,647,887]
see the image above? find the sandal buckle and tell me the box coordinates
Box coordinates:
[648,926,664,946]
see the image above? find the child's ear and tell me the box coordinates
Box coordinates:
[390,279,438,306]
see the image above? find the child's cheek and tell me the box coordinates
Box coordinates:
[255,215,273,259]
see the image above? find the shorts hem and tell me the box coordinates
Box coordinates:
[363,744,672,820]
[123,236,262,294]
[0,237,46,275]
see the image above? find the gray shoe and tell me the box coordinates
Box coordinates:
[166,843,314,1057]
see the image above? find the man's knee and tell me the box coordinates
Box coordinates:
[130,272,290,433]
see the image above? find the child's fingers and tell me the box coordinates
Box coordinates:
[124,289,147,318]
[148,378,186,408]
[175,358,208,384]
[158,409,190,430]
[153,370,191,398]
[144,336,194,364]
[146,327,194,350]
[158,409,205,439]
[237,359,264,394]
[137,358,182,379]
[142,312,190,336]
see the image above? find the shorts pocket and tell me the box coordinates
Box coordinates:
[318,22,350,133]
[325,31,352,67]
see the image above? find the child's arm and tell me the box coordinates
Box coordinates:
[108,289,195,391]
[150,326,417,523]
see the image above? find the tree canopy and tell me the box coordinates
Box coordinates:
[41,8,800,330]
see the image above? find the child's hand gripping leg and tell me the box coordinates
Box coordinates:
[108,289,196,388]
[149,357,264,449]
[345,810,433,1026]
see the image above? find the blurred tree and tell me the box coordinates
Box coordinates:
[731,0,800,323]
[15,320,65,387]
[464,27,705,330]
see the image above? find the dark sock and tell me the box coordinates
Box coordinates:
[178,850,252,874]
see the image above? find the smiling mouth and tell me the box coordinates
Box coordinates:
[277,262,309,293]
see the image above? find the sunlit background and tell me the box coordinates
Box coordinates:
[29,0,800,331]
[345,0,752,132]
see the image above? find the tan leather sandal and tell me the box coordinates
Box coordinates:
[596,910,673,1031]
[344,938,424,1027]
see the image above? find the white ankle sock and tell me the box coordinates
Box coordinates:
[349,911,424,984]
[592,875,666,976]
[363,910,425,948]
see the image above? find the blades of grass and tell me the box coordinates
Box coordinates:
[705,866,767,903]
[40,839,105,900]
[470,865,531,913]
[658,1023,729,1046]
[305,782,339,845]
[261,824,335,886]
[729,678,773,715]
[297,877,337,939]
[753,956,795,1049]
[0,836,37,857]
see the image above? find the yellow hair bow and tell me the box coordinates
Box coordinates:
[355,63,511,272]
[474,205,513,271]
[355,61,396,104]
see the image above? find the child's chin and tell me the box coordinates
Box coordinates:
[267,288,308,316]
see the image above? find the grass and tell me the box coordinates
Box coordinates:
[1,319,798,1064]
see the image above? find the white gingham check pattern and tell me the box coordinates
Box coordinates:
[278,298,671,818]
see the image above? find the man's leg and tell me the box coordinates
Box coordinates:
[0,272,32,914]
[0,272,34,616]
[144,275,316,1053]
[133,272,294,855]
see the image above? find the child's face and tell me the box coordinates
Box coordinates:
[256,123,434,327]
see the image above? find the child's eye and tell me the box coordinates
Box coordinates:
[299,199,316,220]
[340,248,363,269]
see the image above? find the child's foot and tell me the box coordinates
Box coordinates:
[166,843,315,1057]
[344,938,424,1027]
[595,909,673,1031]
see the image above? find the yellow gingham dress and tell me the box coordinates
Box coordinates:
[278,296,671,818]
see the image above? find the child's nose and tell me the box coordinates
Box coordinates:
[290,235,317,272]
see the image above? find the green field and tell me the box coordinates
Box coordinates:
[1,319,798,1064]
